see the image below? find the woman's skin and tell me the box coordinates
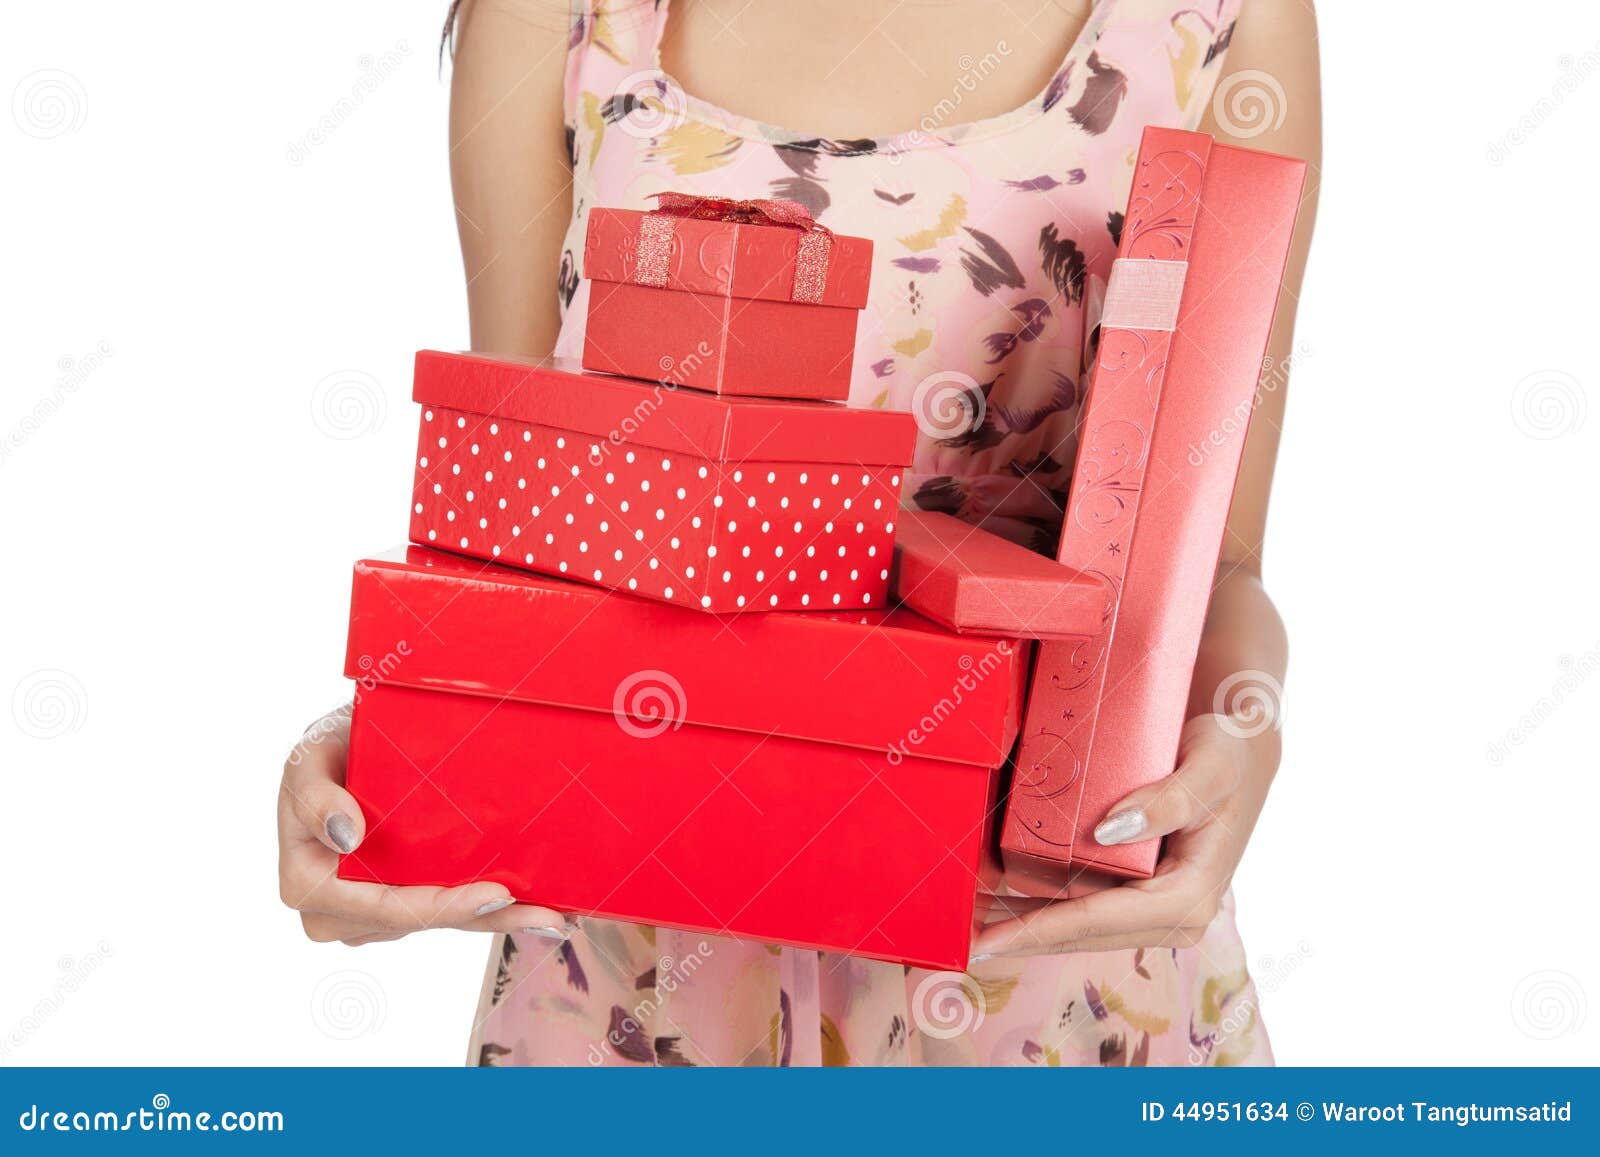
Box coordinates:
[279,0,1321,955]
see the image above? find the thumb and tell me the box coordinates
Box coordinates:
[1091,718,1245,845]
[282,708,366,854]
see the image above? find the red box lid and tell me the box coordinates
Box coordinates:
[892,510,1107,640]
[584,207,872,309]
[413,350,914,466]
[346,547,1027,769]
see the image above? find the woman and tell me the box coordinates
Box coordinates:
[279,0,1320,1066]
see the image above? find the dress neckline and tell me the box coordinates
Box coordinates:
[649,0,1114,153]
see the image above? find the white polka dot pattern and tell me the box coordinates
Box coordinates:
[411,405,904,612]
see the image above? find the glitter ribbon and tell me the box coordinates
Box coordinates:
[632,193,834,304]
[1100,257,1189,332]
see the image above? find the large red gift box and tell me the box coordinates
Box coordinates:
[582,197,873,400]
[338,547,1028,971]
[409,350,915,614]
[1001,128,1306,885]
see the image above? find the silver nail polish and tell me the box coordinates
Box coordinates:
[1094,808,1148,846]
[521,925,570,942]
[324,811,359,854]
[474,898,514,916]
[968,953,993,965]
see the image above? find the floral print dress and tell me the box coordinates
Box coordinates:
[472,0,1272,1066]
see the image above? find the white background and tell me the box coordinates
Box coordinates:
[2,1,1596,1066]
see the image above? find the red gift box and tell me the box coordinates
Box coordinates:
[409,350,915,613]
[891,509,1104,641]
[582,196,873,400]
[1000,127,1306,884]
[338,547,1028,971]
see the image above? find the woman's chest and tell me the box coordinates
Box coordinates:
[660,0,1094,141]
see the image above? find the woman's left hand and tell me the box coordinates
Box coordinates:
[971,712,1277,959]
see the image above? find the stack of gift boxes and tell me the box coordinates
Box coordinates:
[337,128,1305,970]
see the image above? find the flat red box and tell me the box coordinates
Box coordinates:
[582,206,872,400]
[891,510,1105,641]
[409,351,916,614]
[338,547,1027,971]
[1001,128,1306,885]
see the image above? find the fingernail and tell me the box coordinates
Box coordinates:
[1094,808,1148,846]
[474,898,514,916]
[324,811,359,854]
[969,953,993,965]
[522,923,576,942]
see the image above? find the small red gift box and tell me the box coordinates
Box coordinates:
[339,547,1027,971]
[1000,128,1306,884]
[582,196,873,400]
[409,350,915,613]
[891,509,1104,641]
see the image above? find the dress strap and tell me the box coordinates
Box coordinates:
[568,1,670,72]
[565,1,673,136]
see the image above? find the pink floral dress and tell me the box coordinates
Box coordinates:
[471,0,1272,1066]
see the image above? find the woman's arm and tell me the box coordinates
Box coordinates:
[277,1,577,947]
[974,0,1322,957]
[448,0,573,355]
[1181,0,1321,793]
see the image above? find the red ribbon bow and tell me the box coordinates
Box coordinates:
[633,193,833,303]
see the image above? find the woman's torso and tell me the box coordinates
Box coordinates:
[470,0,1273,1069]
[552,0,1243,551]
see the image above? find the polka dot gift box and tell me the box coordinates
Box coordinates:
[409,350,915,613]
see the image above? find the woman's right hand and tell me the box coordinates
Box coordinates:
[278,706,572,946]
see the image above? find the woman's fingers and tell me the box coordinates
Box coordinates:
[972,927,1214,959]
[971,881,1188,959]
[280,708,367,854]
[299,901,573,946]
[286,856,571,937]
[288,864,511,930]
[470,903,577,939]
[299,912,397,945]
[281,765,366,855]
[1092,717,1246,846]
